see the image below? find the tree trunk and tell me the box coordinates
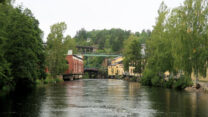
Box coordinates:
[195,72,198,85]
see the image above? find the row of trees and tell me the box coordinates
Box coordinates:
[142,0,208,87]
[75,28,151,53]
[0,1,77,91]
[0,1,46,90]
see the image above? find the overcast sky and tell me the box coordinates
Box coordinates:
[15,0,184,41]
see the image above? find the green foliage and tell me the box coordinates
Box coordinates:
[173,76,193,89]
[83,72,89,79]
[123,35,143,73]
[35,79,42,85]
[42,76,62,84]
[141,68,193,89]
[84,56,105,69]
[75,28,150,70]
[0,2,46,91]
[151,76,161,87]
[170,0,208,83]
[141,68,156,86]
[146,2,174,74]
[163,78,174,88]
[144,0,208,89]
[0,2,13,91]
[75,28,131,53]
[46,22,75,78]
[5,7,46,88]
[137,29,151,44]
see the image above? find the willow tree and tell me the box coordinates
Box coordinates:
[171,0,208,84]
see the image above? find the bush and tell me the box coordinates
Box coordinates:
[151,76,161,87]
[163,78,174,88]
[55,78,62,83]
[173,76,193,89]
[43,78,49,84]
[141,68,156,86]
[35,79,42,85]
[83,73,89,79]
[43,78,56,84]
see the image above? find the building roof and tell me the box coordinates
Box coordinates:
[110,61,123,66]
[112,56,122,60]
[73,55,83,60]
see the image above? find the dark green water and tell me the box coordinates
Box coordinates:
[0,79,208,117]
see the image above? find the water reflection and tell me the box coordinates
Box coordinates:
[0,79,208,117]
[146,87,208,117]
[0,87,46,117]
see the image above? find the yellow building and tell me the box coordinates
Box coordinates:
[191,69,208,82]
[108,56,124,77]
[163,69,208,82]
[129,66,141,77]
[108,56,140,77]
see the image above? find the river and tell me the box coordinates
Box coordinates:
[0,79,208,117]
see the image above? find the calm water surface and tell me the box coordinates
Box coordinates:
[0,79,208,117]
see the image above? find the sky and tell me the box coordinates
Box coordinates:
[15,0,184,41]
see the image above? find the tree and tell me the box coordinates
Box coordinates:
[46,22,73,78]
[0,3,12,90]
[146,2,174,74]
[5,7,45,88]
[65,36,77,54]
[171,0,208,84]
[143,0,208,87]
[123,35,143,74]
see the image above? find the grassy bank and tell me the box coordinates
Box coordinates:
[35,75,64,86]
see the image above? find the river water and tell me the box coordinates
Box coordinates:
[0,79,208,117]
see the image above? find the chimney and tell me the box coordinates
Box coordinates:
[68,50,73,55]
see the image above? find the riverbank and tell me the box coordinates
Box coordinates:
[0,76,64,97]
[35,77,64,86]
[116,76,208,94]
[185,81,208,93]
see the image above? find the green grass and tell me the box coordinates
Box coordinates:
[35,76,63,86]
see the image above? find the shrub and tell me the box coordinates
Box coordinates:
[151,76,161,87]
[141,68,156,86]
[173,76,193,89]
[43,78,49,84]
[163,78,174,88]
[83,73,89,79]
[35,79,42,85]
[55,78,62,83]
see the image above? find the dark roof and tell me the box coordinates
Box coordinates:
[73,55,83,60]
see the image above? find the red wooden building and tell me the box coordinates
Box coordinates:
[63,54,84,80]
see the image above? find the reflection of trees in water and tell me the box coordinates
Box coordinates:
[0,88,46,117]
[146,87,208,117]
